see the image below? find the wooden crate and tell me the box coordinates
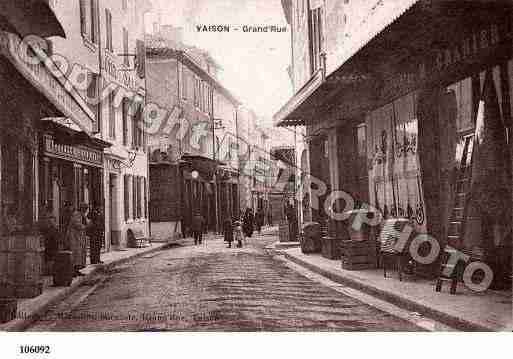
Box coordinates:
[279,221,290,242]
[340,239,378,270]
[321,236,343,260]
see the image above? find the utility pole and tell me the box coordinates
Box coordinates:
[212,85,219,234]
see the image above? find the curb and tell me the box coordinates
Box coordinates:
[282,252,495,332]
[0,242,173,332]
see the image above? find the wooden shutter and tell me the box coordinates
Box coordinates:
[109,91,115,138]
[124,175,129,221]
[143,177,147,218]
[136,39,146,79]
[123,28,129,66]
[132,175,137,219]
[122,99,128,145]
[91,0,99,44]
[106,9,113,52]
[79,0,88,36]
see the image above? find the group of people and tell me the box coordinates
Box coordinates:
[38,202,105,278]
[223,207,266,248]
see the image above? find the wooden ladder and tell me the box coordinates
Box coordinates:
[447,134,474,249]
[436,134,474,294]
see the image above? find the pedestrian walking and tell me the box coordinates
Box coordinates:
[191,212,205,245]
[234,220,244,248]
[242,208,254,238]
[66,203,89,276]
[223,218,233,248]
[87,206,105,265]
[255,208,264,234]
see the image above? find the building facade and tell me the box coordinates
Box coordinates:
[0,0,150,298]
[275,0,512,288]
[47,0,150,250]
[146,45,241,239]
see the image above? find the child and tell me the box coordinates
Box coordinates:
[234,220,244,248]
[224,218,233,248]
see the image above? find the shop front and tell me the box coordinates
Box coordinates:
[0,30,98,298]
[38,127,108,237]
[276,1,512,289]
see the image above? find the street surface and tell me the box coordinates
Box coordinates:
[28,233,422,331]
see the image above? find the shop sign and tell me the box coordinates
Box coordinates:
[0,32,94,133]
[43,135,103,166]
[380,21,506,101]
[101,52,139,91]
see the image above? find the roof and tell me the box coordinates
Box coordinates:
[146,46,242,107]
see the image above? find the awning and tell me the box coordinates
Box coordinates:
[274,0,512,127]
[0,0,65,38]
[40,117,111,150]
[274,0,421,127]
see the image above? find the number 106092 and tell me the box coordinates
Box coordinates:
[19,346,51,354]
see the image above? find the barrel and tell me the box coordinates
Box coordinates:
[0,298,17,324]
[0,234,44,299]
[53,251,73,287]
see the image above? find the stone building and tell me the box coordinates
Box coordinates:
[146,45,241,239]
[275,0,512,288]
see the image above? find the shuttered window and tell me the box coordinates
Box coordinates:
[123,28,129,66]
[132,175,137,220]
[90,0,99,44]
[308,7,323,74]
[122,98,129,146]
[105,9,113,52]
[124,175,130,221]
[80,0,99,44]
[108,91,116,139]
[143,177,147,218]
[87,72,100,133]
[79,0,89,37]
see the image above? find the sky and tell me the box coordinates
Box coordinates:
[145,0,293,124]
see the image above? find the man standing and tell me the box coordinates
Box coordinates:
[88,206,105,265]
[191,212,205,245]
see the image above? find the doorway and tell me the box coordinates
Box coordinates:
[109,173,120,247]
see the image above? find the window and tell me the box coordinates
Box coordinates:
[124,175,130,221]
[308,6,323,74]
[131,103,143,150]
[123,27,129,66]
[122,98,129,145]
[132,175,137,220]
[194,77,200,108]
[87,72,100,133]
[356,124,367,180]
[108,91,116,138]
[79,0,99,44]
[137,177,142,219]
[105,9,113,52]
[122,0,128,11]
[181,67,188,100]
[143,177,147,218]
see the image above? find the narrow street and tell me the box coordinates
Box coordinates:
[27,234,422,332]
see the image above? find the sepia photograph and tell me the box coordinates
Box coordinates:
[0,0,511,356]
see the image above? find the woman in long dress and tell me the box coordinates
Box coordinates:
[67,203,89,276]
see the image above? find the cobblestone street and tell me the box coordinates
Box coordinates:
[28,233,422,331]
